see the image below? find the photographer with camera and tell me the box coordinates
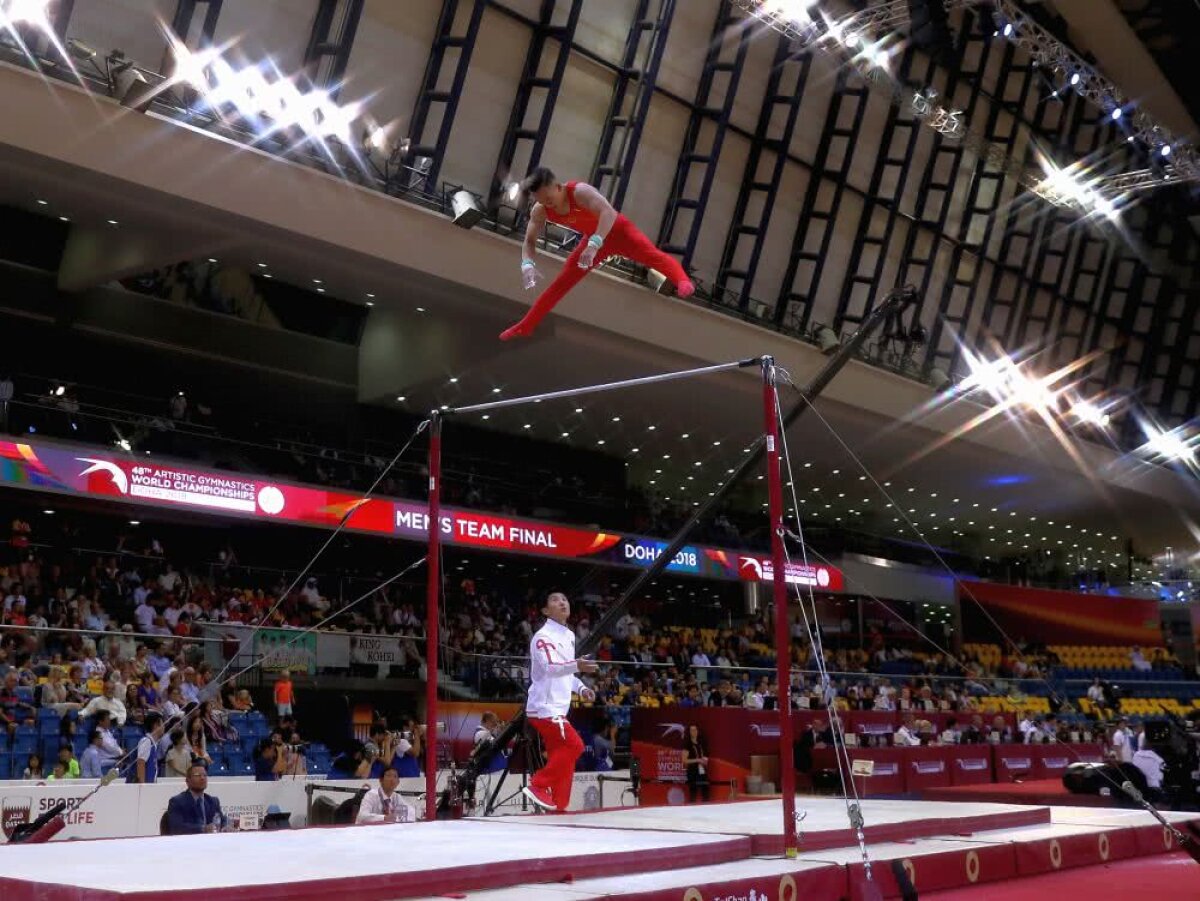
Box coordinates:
[363,721,422,779]
[254,733,290,782]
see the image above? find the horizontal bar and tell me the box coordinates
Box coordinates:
[446,357,763,415]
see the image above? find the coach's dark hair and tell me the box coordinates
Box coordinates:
[522,167,557,195]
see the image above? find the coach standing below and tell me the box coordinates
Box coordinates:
[522,593,598,812]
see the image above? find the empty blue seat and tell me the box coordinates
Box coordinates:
[12,735,37,756]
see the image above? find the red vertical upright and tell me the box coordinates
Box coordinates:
[424,413,443,822]
[762,357,797,857]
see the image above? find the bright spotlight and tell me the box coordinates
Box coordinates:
[1070,401,1110,427]
[1143,428,1195,463]
[505,181,521,202]
[1160,144,1172,157]
[1070,72,1081,86]
[763,0,816,22]
[3,0,51,26]
[1003,23,1014,37]
[1111,107,1123,121]
[366,124,389,152]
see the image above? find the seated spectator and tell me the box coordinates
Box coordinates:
[80,729,108,779]
[164,729,192,778]
[165,764,224,834]
[990,715,1014,743]
[47,761,68,781]
[22,753,44,780]
[39,668,81,713]
[356,766,415,824]
[940,717,962,745]
[959,715,987,744]
[0,670,35,735]
[160,686,185,720]
[1130,646,1152,673]
[56,745,81,779]
[125,684,148,726]
[894,714,922,747]
[1086,677,1105,705]
[180,667,201,705]
[80,679,128,726]
[228,688,254,712]
[92,711,123,768]
[187,716,213,768]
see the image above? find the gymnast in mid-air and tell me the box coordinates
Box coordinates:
[500,167,695,341]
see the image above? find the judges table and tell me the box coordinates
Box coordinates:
[811,742,1106,795]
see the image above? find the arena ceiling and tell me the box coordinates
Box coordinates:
[1,0,1199,575]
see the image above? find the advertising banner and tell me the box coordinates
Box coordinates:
[350,635,402,666]
[958,580,1161,646]
[254,628,317,674]
[0,771,631,842]
[0,437,843,589]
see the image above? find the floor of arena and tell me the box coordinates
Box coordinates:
[2,799,1195,901]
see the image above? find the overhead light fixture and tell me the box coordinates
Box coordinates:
[1142,427,1194,463]
[129,520,140,526]
[396,395,406,402]
[36,199,48,205]
[1070,400,1110,427]
[928,367,951,392]
[366,293,375,299]
[110,56,155,112]
[366,301,374,307]
[505,181,521,202]
[814,324,840,354]
[450,190,484,229]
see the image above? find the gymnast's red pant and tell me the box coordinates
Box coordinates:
[510,215,690,335]
[529,715,584,811]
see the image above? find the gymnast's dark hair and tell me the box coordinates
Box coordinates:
[522,167,557,195]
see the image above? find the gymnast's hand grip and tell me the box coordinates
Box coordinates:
[521,260,542,290]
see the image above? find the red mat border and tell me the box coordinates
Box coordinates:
[751,806,1051,855]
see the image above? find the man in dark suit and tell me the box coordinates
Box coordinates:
[165,763,223,834]
[794,718,835,774]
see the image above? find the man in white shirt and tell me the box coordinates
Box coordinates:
[80,680,128,726]
[134,600,157,632]
[356,767,416,824]
[1018,714,1037,743]
[894,714,922,747]
[1130,646,1152,673]
[93,711,124,767]
[1086,678,1105,705]
[1111,718,1134,763]
[523,593,597,812]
